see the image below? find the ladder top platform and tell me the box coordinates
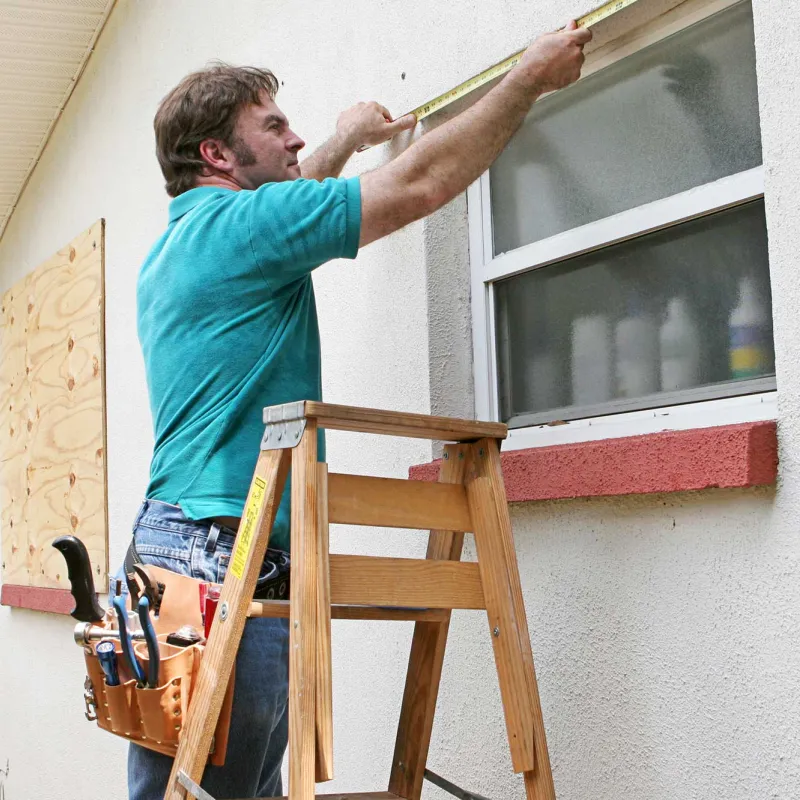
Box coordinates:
[263,401,508,443]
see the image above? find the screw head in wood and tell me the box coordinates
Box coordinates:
[443,452,449,460]
[493,627,500,637]
[220,602,229,621]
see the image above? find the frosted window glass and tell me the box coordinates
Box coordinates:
[490,2,762,254]
[495,201,773,425]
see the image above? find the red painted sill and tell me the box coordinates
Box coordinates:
[409,421,777,501]
[1,584,76,615]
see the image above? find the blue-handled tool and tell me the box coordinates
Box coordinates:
[112,595,145,686]
[95,640,120,686]
[137,595,160,689]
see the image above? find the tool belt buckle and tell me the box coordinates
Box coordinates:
[83,675,98,721]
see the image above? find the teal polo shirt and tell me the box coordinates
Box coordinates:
[137,177,361,551]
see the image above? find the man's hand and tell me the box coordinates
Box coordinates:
[517,21,592,95]
[300,102,416,181]
[336,102,417,150]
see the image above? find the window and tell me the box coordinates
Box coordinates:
[468,0,774,448]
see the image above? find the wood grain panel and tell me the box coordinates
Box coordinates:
[0,220,107,594]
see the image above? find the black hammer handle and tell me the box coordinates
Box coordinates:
[52,535,105,623]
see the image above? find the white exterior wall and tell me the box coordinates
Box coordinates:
[0,1,797,798]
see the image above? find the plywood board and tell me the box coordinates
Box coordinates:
[0,220,107,594]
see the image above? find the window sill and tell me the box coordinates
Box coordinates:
[1,584,77,615]
[409,421,777,501]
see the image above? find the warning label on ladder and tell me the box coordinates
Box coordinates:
[231,476,267,579]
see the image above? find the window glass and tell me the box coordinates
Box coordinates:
[495,200,774,426]
[490,2,762,254]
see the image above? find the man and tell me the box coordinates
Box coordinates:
[125,20,590,799]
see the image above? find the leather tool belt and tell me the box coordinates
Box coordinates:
[80,542,238,765]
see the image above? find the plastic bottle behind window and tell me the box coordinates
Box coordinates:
[729,275,769,380]
[571,313,612,406]
[615,295,659,398]
[659,297,700,392]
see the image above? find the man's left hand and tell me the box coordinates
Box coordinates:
[337,102,417,150]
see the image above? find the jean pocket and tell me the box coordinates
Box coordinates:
[134,526,195,577]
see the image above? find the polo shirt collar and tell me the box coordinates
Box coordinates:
[168,186,234,222]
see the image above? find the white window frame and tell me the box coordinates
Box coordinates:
[468,0,775,452]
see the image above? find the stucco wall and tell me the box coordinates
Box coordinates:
[0,0,797,798]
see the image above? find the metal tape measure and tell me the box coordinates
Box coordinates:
[407,0,640,122]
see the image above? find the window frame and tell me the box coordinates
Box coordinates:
[467,0,775,451]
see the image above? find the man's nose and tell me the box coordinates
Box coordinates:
[288,131,305,152]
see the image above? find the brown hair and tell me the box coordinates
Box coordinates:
[154,63,279,197]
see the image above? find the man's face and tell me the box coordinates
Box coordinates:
[225,92,305,188]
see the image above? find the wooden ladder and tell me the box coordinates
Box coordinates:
[164,401,556,800]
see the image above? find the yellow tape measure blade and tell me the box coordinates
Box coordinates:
[407,0,640,123]
[409,49,524,121]
[578,0,639,28]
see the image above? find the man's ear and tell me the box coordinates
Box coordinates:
[198,138,235,174]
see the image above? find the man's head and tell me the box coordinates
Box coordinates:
[154,63,305,197]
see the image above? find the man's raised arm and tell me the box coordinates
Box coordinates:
[359,21,591,246]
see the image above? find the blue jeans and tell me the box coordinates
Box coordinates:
[117,499,290,800]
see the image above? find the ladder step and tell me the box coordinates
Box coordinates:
[250,557,484,611]
[328,473,472,531]
[250,599,450,622]
[330,554,485,609]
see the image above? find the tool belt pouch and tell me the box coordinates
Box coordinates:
[82,566,236,765]
[84,637,234,765]
[134,638,199,746]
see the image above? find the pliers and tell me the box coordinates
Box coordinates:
[112,595,145,686]
[126,563,165,618]
[111,595,160,688]
[137,595,160,689]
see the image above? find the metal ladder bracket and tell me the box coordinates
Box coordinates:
[424,768,492,800]
[261,400,307,450]
[177,770,217,800]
